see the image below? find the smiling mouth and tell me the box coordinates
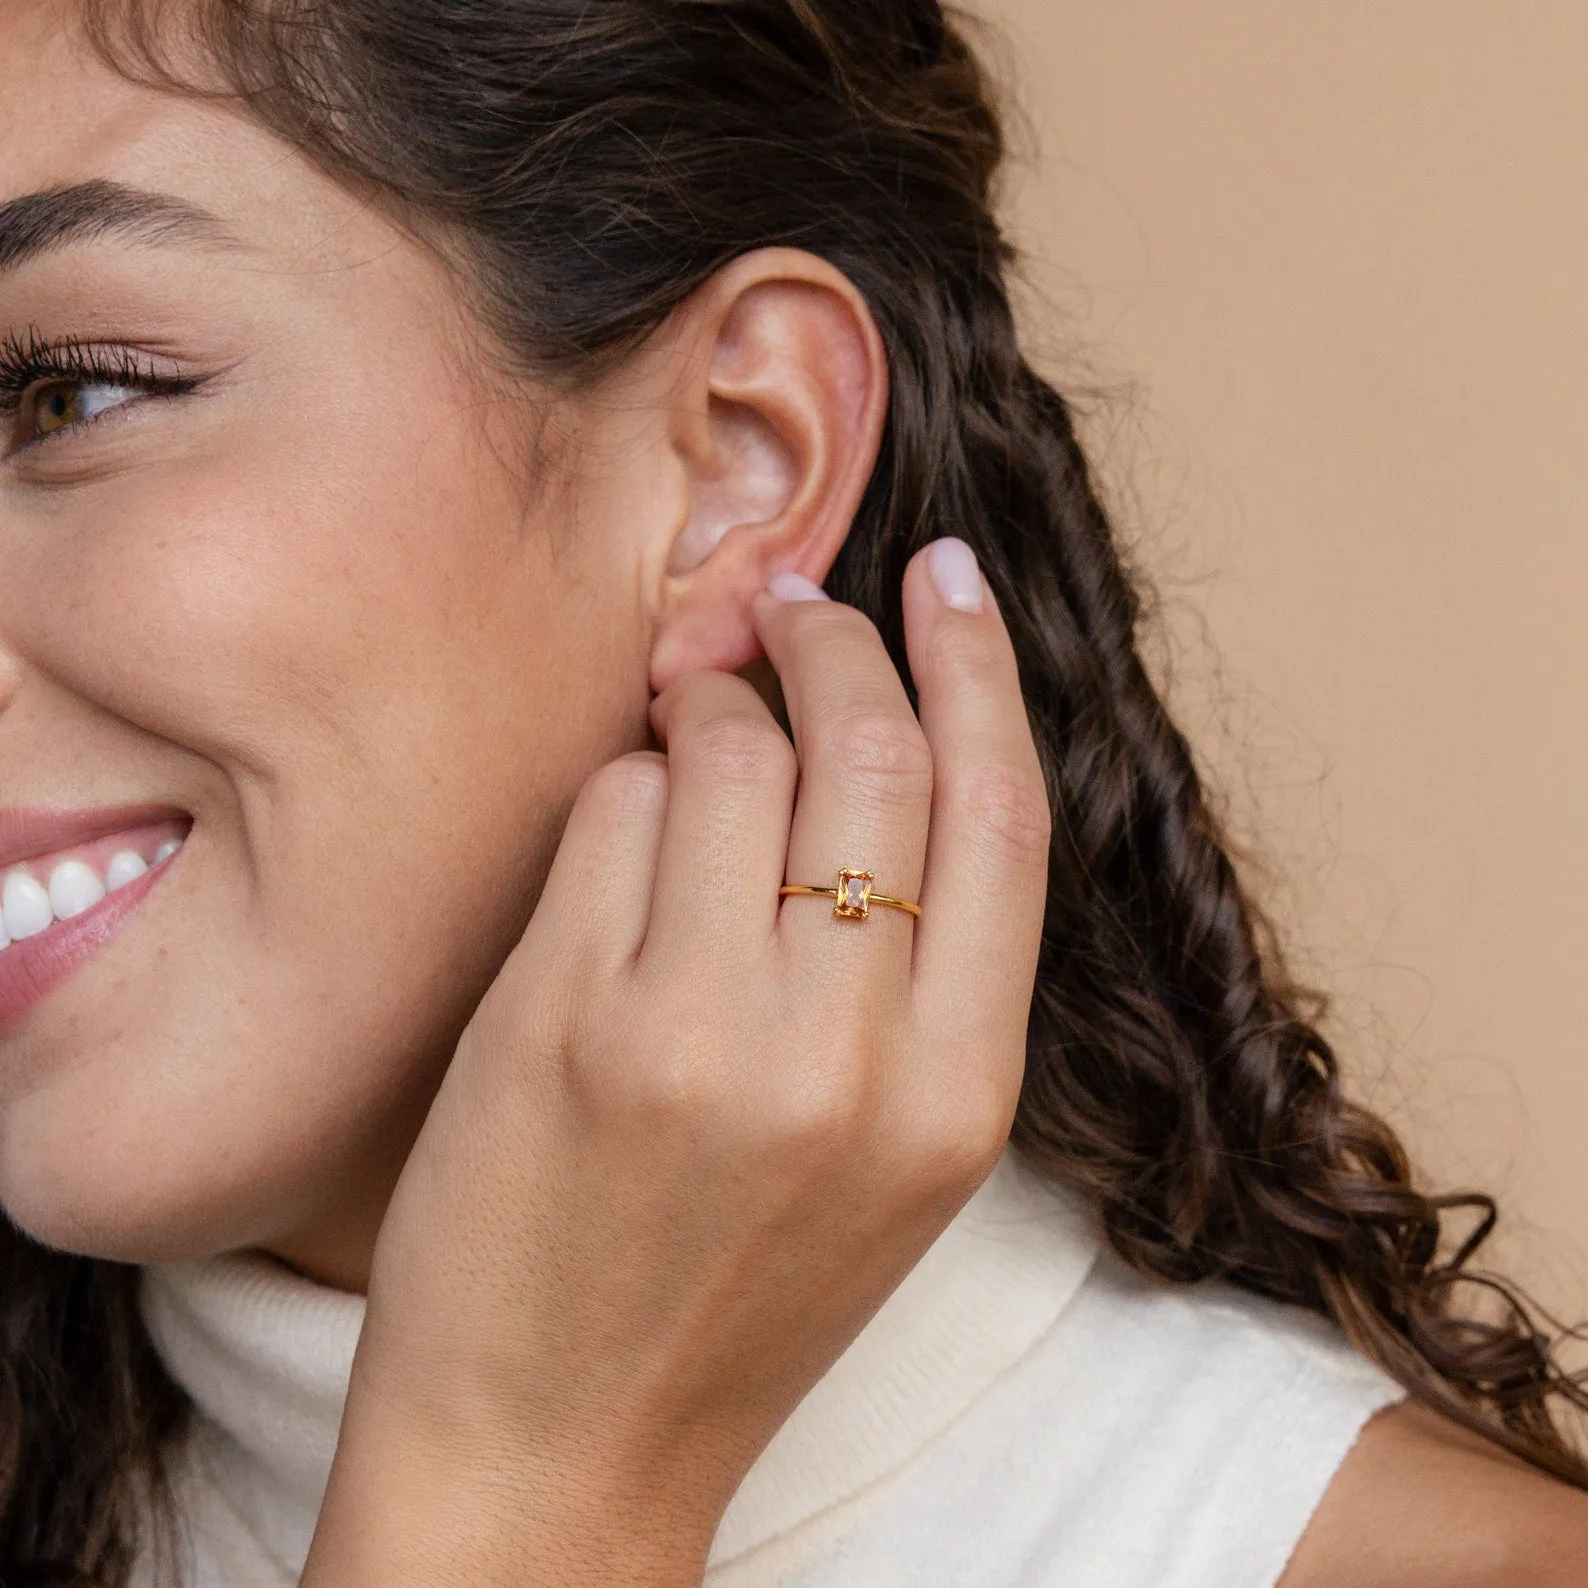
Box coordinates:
[0,818,189,951]
[0,808,193,1034]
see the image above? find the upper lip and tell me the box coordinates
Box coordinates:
[0,804,190,872]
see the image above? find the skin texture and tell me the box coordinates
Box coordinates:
[1283,1403,1588,1587]
[1,4,1586,1584]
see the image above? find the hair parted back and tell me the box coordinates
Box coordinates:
[5,0,1585,1580]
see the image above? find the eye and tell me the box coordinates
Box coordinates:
[29,377,143,440]
[0,330,202,459]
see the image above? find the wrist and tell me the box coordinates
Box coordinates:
[302,1388,722,1588]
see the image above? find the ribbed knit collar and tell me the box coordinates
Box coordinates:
[139,1148,1100,1578]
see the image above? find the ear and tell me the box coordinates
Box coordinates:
[644,248,889,694]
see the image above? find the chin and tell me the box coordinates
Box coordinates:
[0,1088,295,1267]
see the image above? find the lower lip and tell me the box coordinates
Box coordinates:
[0,853,178,1037]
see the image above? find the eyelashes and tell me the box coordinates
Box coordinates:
[0,325,200,447]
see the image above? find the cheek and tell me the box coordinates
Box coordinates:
[14,388,633,856]
[0,401,652,1261]
[17,419,500,762]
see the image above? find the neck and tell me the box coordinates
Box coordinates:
[261,1127,422,1294]
[139,1147,1102,1580]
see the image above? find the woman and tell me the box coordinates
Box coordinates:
[0,0,1584,1583]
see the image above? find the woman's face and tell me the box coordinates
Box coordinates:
[0,7,676,1286]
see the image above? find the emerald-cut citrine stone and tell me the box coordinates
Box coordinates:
[836,869,873,917]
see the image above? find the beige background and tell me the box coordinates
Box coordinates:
[976,0,1588,1326]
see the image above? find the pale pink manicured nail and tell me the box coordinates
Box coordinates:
[927,537,985,613]
[766,571,832,603]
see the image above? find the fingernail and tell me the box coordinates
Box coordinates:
[765,571,831,603]
[927,538,984,613]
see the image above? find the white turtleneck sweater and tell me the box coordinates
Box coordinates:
[134,1149,1403,1587]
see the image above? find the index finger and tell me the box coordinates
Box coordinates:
[902,539,1052,1062]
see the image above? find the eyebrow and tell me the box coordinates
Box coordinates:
[0,179,243,277]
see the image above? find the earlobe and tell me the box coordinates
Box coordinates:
[647,250,888,694]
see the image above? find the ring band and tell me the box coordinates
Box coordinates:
[779,868,921,921]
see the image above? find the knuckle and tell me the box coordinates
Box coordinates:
[906,1084,1013,1197]
[632,1047,722,1119]
[965,1080,1019,1171]
[954,760,1052,858]
[769,1054,876,1152]
[467,969,568,1079]
[682,715,797,787]
[579,752,669,819]
[822,709,934,795]
[577,1022,726,1123]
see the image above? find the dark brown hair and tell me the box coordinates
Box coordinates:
[4,1,1584,1580]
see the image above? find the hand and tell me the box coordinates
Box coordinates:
[301,538,1053,1586]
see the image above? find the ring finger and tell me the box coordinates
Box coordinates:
[752,575,932,980]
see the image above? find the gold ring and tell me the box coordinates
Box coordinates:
[779,869,921,921]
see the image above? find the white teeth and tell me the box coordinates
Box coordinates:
[0,832,185,950]
[105,850,149,892]
[2,872,54,941]
[48,859,106,921]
